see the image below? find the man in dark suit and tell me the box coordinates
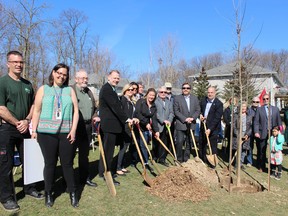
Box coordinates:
[254,94,282,172]
[98,70,133,185]
[199,86,223,167]
[173,83,201,162]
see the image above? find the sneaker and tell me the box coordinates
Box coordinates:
[275,173,282,180]
[1,199,20,212]
[241,165,246,170]
[246,163,252,167]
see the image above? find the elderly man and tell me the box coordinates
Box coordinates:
[98,70,134,186]
[153,86,174,166]
[174,83,201,163]
[199,86,223,167]
[0,51,44,212]
[246,96,260,167]
[72,69,99,187]
[254,94,282,172]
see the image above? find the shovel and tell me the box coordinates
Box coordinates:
[203,122,218,166]
[136,123,161,175]
[97,124,116,197]
[189,128,205,164]
[129,124,154,187]
[166,124,177,160]
[154,133,183,167]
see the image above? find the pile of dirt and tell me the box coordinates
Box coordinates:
[182,159,219,188]
[147,166,211,202]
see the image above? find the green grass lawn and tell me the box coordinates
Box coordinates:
[2,144,288,216]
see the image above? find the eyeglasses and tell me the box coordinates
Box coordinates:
[159,91,167,94]
[78,77,88,80]
[8,61,25,65]
[54,71,67,77]
[253,101,260,103]
[263,98,269,101]
[182,87,191,90]
[133,88,138,90]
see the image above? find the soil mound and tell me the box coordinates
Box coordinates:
[147,166,211,202]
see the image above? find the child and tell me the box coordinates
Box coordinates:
[270,126,284,180]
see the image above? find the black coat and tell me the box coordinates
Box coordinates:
[200,97,223,136]
[99,82,128,133]
[135,98,159,132]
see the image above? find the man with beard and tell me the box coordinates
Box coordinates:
[72,69,99,187]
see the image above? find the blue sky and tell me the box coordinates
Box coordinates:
[12,0,288,73]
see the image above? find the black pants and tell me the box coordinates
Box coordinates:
[175,130,192,162]
[256,137,268,170]
[38,133,76,192]
[74,121,92,183]
[199,131,218,163]
[98,132,120,177]
[152,128,168,162]
[0,123,36,203]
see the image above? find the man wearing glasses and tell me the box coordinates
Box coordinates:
[246,97,260,167]
[254,94,282,172]
[0,51,44,212]
[72,69,99,187]
[173,83,200,163]
[154,86,174,166]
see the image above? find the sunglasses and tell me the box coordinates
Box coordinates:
[253,101,259,103]
[127,89,134,91]
[182,87,191,90]
[159,91,167,94]
[263,98,269,101]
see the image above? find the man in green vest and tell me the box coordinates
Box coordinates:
[0,51,44,212]
[72,69,99,187]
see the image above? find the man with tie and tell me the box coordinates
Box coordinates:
[199,86,223,167]
[254,94,282,172]
[154,86,174,166]
[98,70,134,186]
[173,83,201,162]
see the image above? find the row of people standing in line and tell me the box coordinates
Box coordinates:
[223,95,284,177]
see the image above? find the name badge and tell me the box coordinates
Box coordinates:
[56,109,62,120]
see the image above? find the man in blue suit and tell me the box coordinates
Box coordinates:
[254,94,282,172]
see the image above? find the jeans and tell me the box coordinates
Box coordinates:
[138,131,150,164]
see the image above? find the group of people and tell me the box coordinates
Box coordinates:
[0,50,285,213]
[223,94,284,179]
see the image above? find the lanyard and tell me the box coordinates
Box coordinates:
[53,87,63,110]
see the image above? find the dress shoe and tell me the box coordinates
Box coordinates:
[159,161,170,167]
[26,190,45,200]
[102,177,121,186]
[1,199,20,212]
[112,178,120,186]
[86,179,98,187]
[69,192,79,208]
[145,164,154,172]
[45,192,54,207]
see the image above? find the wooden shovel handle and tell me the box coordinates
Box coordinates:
[166,125,177,159]
[203,122,213,155]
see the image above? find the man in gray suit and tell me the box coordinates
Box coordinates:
[154,86,174,166]
[254,94,282,172]
[173,83,201,162]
